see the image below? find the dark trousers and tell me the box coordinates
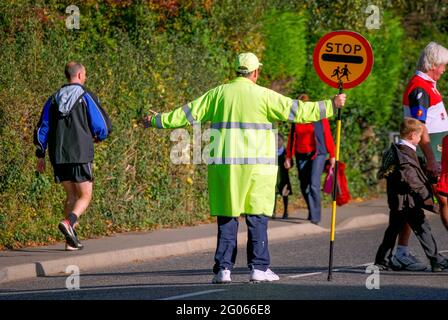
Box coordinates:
[296,153,326,223]
[375,207,445,265]
[213,215,270,274]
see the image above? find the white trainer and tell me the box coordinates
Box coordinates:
[390,252,427,271]
[65,243,79,251]
[212,269,232,284]
[250,268,280,282]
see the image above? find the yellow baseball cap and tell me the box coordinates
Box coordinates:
[235,52,262,73]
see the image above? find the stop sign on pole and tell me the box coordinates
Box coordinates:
[313,30,374,89]
[313,30,374,281]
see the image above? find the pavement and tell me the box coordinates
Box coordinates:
[0,197,390,285]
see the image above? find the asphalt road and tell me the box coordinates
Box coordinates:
[1,215,448,301]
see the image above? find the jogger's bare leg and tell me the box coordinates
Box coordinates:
[72,181,93,218]
[62,181,78,219]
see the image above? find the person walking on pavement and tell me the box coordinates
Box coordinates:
[375,118,448,272]
[34,62,112,251]
[391,42,448,271]
[143,52,346,283]
[284,94,336,225]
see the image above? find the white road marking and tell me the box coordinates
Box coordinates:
[0,283,215,297]
[0,289,64,296]
[356,263,374,267]
[160,289,226,300]
[289,263,374,278]
[288,272,322,279]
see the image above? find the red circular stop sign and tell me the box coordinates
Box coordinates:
[313,30,374,89]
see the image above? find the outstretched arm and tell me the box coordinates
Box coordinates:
[144,87,218,129]
[267,90,346,123]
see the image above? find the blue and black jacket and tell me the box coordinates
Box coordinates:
[34,83,112,164]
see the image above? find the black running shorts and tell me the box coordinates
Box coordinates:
[53,163,93,183]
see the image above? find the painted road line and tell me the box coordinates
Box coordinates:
[288,272,323,279]
[0,283,213,297]
[160,289,226,300]
[290,263,374,278]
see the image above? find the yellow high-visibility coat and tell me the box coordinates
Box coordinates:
[151,77,334,217]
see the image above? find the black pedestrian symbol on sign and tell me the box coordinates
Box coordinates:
[331,66,340,79]
[331,65,351,81]
[341,64,351,81]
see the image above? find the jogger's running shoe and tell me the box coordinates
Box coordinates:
[65,229,84,251]
[73,229,84,250]
[58,220,78,249]
[65,242,81,251]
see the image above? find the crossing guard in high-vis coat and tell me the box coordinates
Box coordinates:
[147,52,344,283]
[149,69,335,218]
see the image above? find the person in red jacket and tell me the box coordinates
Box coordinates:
[284,94,335,224]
